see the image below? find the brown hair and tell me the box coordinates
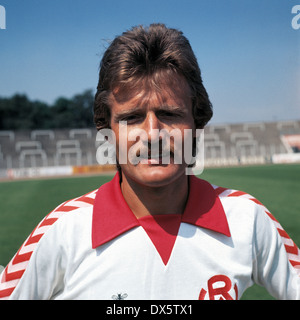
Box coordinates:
[94,23,213,130]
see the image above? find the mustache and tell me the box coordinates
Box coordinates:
[127,138,180,165]
[117,127,194,165]
[135,142,175,159]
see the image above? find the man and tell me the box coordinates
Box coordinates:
[0,24,299,300]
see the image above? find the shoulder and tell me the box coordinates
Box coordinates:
[211,182,281,233]
[211,182,300,272]
[211,183,282,232]
[212,183,270,218]
[21,188,99,253]
[30,189,98,242]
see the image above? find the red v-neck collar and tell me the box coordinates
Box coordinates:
[139,214,181,265]
[92,172,230,264]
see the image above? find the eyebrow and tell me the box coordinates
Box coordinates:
[159,105,184,112]
[113,105,185,121]
[113,107,143,122]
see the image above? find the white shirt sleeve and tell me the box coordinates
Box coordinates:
[1,220,66,300]
[0,190,96,300]
[252,203,300,300]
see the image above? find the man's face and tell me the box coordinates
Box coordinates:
[109,74,195,187]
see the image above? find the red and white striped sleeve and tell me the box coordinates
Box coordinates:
[215,186,300,299]
[0,190,97,300]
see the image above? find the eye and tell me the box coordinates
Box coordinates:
[162,111,174,117]
[157,110,182,119]
[121,113,143,123]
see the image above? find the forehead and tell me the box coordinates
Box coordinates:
[110,72,192,112]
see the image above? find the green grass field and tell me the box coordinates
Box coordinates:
[0,163,299,300]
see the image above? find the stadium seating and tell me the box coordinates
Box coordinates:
[204,120,300,166]
[0,120,299,175]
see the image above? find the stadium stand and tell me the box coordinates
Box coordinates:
[0,120,299,178]
[204,120,300,167]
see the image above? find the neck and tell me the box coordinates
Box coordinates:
[120,173,189,219]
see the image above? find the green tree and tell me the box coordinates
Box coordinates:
[0,89,95,130]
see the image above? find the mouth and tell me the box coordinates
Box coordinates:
[139,150,173,165]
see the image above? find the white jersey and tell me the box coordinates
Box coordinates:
[0,173,299,300]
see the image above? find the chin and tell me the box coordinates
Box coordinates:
[122,163,187,188]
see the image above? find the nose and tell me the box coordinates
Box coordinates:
[144,112,161,142]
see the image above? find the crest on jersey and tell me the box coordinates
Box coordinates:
[112,293,128,300]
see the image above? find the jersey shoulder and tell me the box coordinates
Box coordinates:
[212,184,269,213]
[212,183,281,226]
[212,183,300,275]
[25,188,98,245]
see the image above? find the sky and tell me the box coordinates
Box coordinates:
[0,0,299,124]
